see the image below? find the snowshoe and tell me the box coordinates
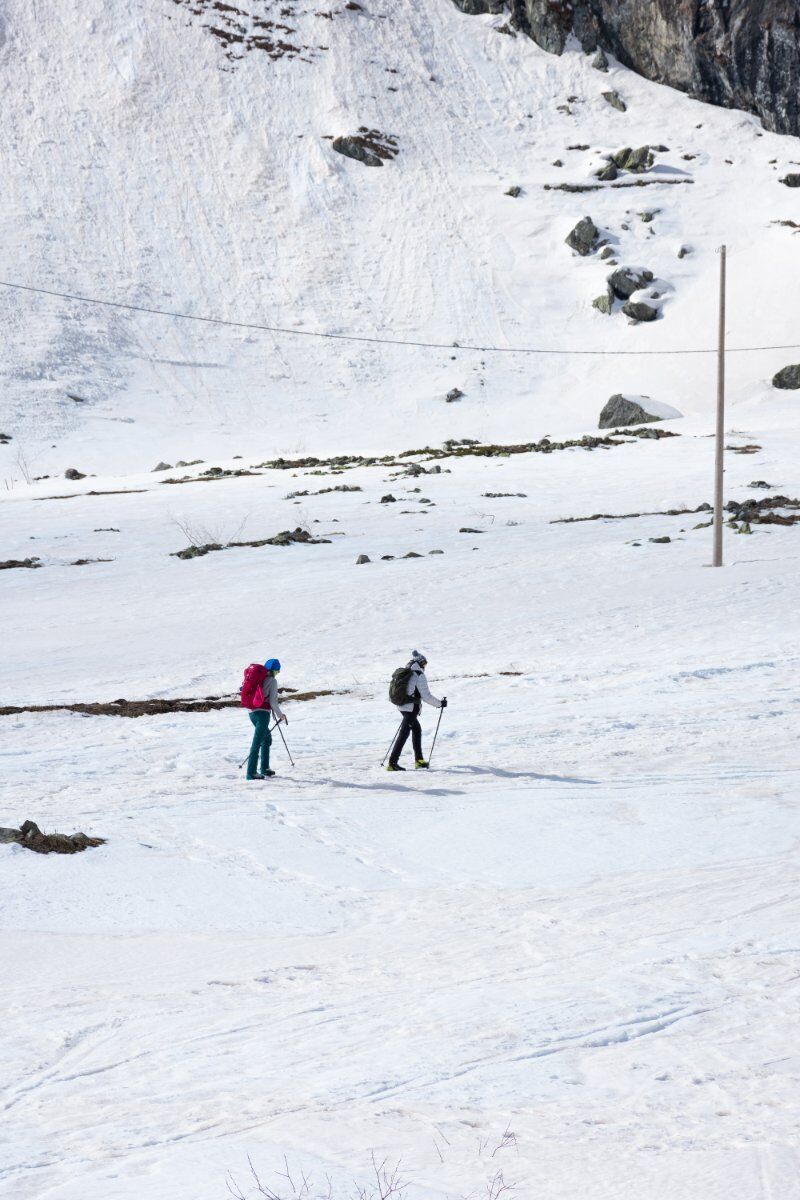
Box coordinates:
[246,774,265,781]
[386,763,406,772]
[415,760,429,769]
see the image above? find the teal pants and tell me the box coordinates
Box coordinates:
[247,710,272,777]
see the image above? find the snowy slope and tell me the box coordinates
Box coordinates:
[1,5,800,1200]
[1,0,800,476]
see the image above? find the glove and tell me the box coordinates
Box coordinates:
[440,697,448,709]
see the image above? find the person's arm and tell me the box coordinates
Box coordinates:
[268,676,287,722]
[416,670,443,708]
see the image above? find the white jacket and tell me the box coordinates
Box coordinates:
[398,662,443,713]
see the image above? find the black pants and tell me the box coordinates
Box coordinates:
[390,709,423,765]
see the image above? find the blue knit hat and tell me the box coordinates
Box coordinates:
[264,658,281,672]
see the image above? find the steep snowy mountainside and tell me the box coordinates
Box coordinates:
[0,0,799,479]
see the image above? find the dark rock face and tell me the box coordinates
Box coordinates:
[599,394,662,428]
[499,1,800,137]
[772,363,800,388]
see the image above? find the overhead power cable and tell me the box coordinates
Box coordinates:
[1,278,798,357]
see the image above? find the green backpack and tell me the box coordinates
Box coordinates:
[389,666,415,706]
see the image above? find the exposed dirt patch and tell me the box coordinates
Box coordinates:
[286,485,362,498]
[0,557,42,570]
[0,689,342,718]
[34,489,147,501]
[552,496,800,526]
[169,0,320,63]
[172,527,331,559]
[0,820,106,855]
[161,467,260,485]
[545,179,694,193]
[254,430,678,475]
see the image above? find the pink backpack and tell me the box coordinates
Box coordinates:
[241,663,269,710]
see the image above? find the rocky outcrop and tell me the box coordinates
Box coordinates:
[460,1,800,137]
[608,267,654,298]
[332,130,399,167]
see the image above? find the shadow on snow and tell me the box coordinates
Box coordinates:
[445,765,601,786]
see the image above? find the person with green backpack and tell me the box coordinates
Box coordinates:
[387,650,447,771]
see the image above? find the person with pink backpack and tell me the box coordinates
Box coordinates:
[240,658,287,780]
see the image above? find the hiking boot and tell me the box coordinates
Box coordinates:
[386,763,406,772]
[262,768,276,777]
[246,774,265,781]
[415,760,429,769]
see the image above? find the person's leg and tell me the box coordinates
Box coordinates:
[247,711,267,778]
[411,716,423,762]
[389,713,413,765]
[260,720,273,774]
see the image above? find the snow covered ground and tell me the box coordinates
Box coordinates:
[1,1,800,1197]
[2,429,800,1199]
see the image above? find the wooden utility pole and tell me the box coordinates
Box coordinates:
[712,245,727,567]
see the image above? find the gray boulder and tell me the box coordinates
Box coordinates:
[608,266,654,299]
[780,173,800,187]
[603,90,627,111]
[356,554,371,565]
[592,47,609,71]
[623,299,658,322]
[595,161,618,180]
[565,215,599,255]
[152,461,172,472]
[64,468,86,480]
[599,394,662,429]
[592,292,614,315]
[772,363,800,389]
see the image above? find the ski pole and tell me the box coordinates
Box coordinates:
[381,719,404,767]
[274,718,295,768]
[428,704,446,765]
[238,720,281,769]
